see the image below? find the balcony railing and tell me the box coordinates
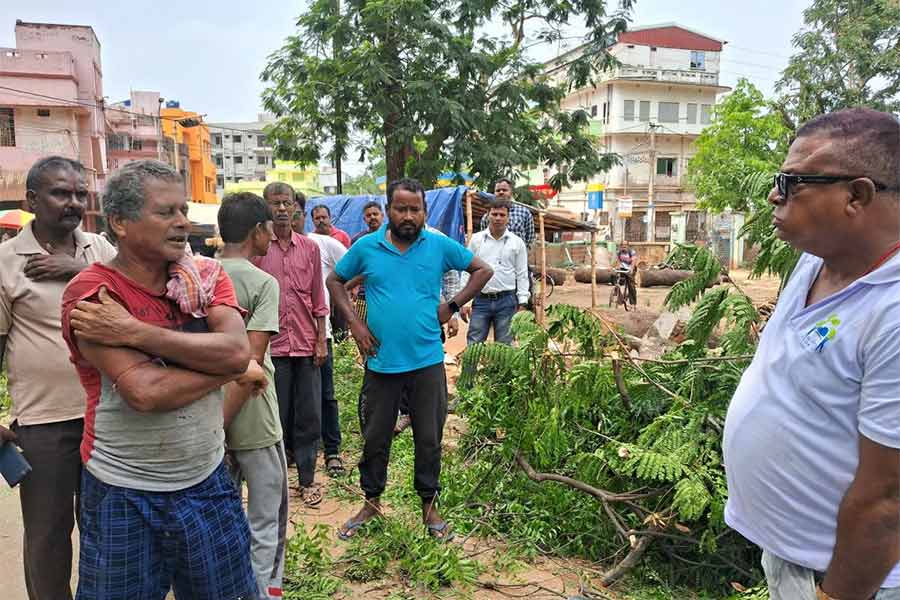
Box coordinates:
[612,66,719,86]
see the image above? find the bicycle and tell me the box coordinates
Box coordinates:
[609,267,634,311]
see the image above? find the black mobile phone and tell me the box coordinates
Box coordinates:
[0,441,32,488]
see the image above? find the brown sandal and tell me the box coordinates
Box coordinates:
[300,485,323,507]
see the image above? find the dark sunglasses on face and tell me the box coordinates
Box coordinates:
[773,172,893,200]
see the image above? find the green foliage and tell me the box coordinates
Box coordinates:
[455,304,762,593]
[282,524,344,599]
[775,0,900,128]
[743,215,800,288]
[663,245,725,311]
[0,372,9,418]
[261,0,630,187]
[688,79,791,213]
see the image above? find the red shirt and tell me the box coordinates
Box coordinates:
[60,264,241,490]
[253,232,328,357]
[330,227,351,249]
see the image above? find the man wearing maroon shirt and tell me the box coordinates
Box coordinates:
[311,204,351,249]
[257,182,329,507]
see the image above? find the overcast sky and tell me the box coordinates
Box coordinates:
[3,0,810,121]
[3,0,810,176]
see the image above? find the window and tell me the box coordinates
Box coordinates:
[658,102,679,123]
[257,156,267,166]
[624,100,635,121]
[639,101,650,122]
[234,156,243,164]
[590,105,598,117]
[131,139,143,151]
[686,103,697,124]
[216,175,224,187]
[137,115,155,127]
[690,51,706,70]
[37,109,50,117]
[213,134,222,146]
[233,135,242,144]
[650,47,657,52]
[257,135,267,147]
[602,102,608,123]
[108,134,127,151]
[0,108,15,146]
[656,158,677,177]
[215,156,223,167]
[700,104,712,124]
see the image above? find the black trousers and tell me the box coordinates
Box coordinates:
[11,418,83,600]
[357,362,448,500]
[272,356,322,487]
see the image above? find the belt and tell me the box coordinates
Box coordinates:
[479,290,515,300]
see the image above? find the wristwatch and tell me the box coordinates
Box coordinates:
[447,299,460,314]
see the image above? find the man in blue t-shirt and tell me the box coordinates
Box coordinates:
[327,178,492,541]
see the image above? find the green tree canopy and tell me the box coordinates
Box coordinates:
[775,0,900,129]
[687,79,791,213]
[260,0,631,189]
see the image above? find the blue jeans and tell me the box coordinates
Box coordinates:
[466,293,517,345]
[762,550,900,600]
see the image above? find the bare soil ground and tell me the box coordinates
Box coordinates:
[0,270,781,599]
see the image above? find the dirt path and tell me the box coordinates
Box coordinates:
[0,272,780,599]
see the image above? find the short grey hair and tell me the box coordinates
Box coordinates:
[103,160,183,241]
[26,156,85,192]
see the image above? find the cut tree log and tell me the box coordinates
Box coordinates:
[637,269,693,288]
[574,267,613,284]
[529,266,568,286]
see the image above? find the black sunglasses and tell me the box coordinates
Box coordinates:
[774,173,891,200]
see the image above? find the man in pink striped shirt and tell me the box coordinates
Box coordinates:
[254,182,329,507]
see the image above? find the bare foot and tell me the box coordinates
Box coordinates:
[338,499,382,540]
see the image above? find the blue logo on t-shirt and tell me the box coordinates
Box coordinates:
[803,314,841,353]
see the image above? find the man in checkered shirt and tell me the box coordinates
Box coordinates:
[479,178,535,248]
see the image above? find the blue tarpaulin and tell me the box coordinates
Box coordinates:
[303,186,468,243]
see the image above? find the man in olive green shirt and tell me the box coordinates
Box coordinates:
[217,193,287,600]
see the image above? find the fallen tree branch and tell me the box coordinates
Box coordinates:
[514,451,648,503]
[598,534,653,587]
[611,359,632,412]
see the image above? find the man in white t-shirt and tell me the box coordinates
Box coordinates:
[301,210,349,476]
[724,108,900,600]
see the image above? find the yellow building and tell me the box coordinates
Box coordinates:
[224,161,322,199]
[161,105,218,204]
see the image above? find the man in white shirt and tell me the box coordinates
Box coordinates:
[301,210,349,476]
[460,200,529,344]
[723,108,900,600]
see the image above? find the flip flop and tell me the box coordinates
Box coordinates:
[325,455,344,476]
[338,517,369,541]
[426,521,455,543]
[300,485,323,508]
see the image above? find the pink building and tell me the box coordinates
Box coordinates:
[107,91,174,171]
[0,20,107,222]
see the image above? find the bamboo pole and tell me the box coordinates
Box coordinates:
[590,231,597,310]
[465,190,474,245]
[538,212,547,325]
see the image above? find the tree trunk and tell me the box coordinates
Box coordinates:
[575,267,614,284]
[637,269,694,288]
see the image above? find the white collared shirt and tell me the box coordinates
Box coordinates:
[461,228,529,305]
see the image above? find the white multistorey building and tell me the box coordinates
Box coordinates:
[544,24,737,255]
[209,114,275,196]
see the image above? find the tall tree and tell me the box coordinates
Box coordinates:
[775,0,900,129]
[260,0,631,189]
[687,79,791,213]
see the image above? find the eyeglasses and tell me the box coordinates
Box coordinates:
[773,172,892,200]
